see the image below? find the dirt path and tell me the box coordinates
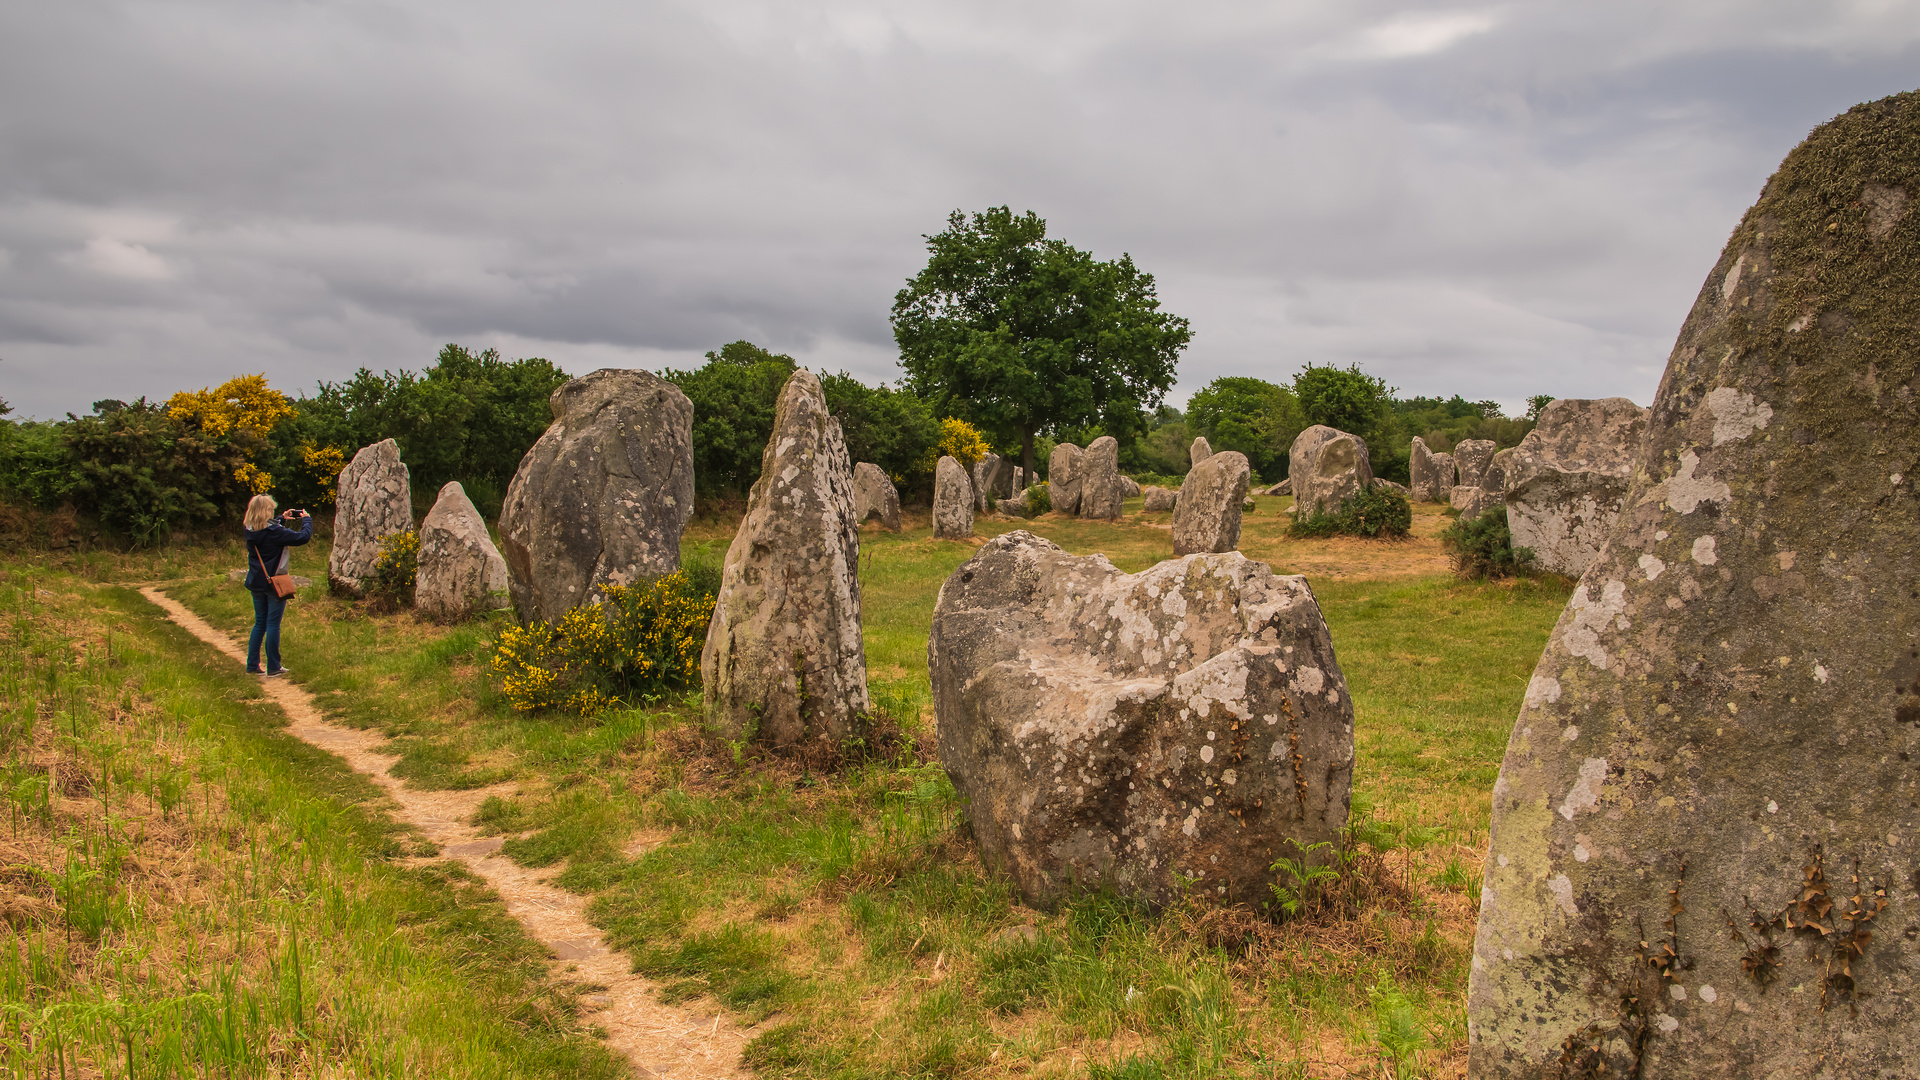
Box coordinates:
[138,587,749,1079]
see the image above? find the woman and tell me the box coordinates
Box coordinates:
[241,494,312,677]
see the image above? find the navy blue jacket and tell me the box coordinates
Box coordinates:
[243,516,314,591]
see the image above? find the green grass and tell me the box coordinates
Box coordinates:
[60,504,1569,1077]
[0,563,628,1077]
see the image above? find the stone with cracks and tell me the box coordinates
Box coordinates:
[1503,398,1649,577]
[1288,426,1374,518]
[1483,447,1515,499]
[328,439,414,596]
[933,456,974,539]
[702,369,869,748]
[852,463,901,532]
[499,369,694,623]
[1469,93,1920,1080]
[1453,439,1496,490]
[1409,437,1454,502]
[1263,478,1292,497]
[1451,487,1499,521]
[1449,485,1485,512]
[1079,436,1123,520]
[931,531,1354,909]
[1172,451,1250,556]
[1119,475,1141,499]
[414,482,510,621]
[1048,443,1084,516]
[1189,436,1213,468]
[1142,486,1177,512]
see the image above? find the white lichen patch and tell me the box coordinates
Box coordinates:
[1525,674,1562,709]
[1293,666,1325,694]
[1547,874,1578,916]
[1705,387,1773,445]
[1558,757,1609,820]
[1691,536,1717,566]
[1665,450,1731,515]
[1639,553,1666,581]
[1561,581,1628,670]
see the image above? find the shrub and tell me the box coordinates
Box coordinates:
[1024,481,1051,516]
[1289,487,1412,540]
[1439,508,1534,580]
[492,573,717,715]
[367,530,419,609]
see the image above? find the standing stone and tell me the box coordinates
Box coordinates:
[932,456,974,540]
[1048,443,1085,516]
[1142,486,1178,512]
[852,463,901,533]
[1503,398,1649,577]
[1409,437,1450,502]
[1449,485,1486,512]
[1263,477,1292,497]
[1431,452,1457,496]
[1453,439,1496,490]
[414,481,509,620]
[1483,447,1515,499]
[1079,436,1123,520]
[328,439,413,596]
[1189,436,1213,469]
[1172,451,1250,556]
[1119,475,1141,499]
[702,369,868,748]
[1288,426,1374,518]
[970,454,996,512]
[931,531,1354,909]
[1470,93,1920,1079]
[498,369,694,624]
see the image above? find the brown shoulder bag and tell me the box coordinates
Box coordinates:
[255,545,298,599]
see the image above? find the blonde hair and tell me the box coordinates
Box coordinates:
[244,494,278,531]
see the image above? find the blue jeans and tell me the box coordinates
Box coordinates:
[247,588,289,673]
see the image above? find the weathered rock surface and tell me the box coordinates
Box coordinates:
[1450,487,1498,520]
[1189,436,1213,468]
[414,482,509,620]
[1409,437,1454,501]
[1372,478,1411,498]
[931,531,1355,909]
[1264,477,1292,497]
[1453,439,1496,490]
[1048,443,1084,516]
[328,439,414,596]
[1448,485,1484,512]
[1288,426,1374,518]
[852,462,901,532]
[498,369,694,624]
[933,456,974,539]
[1142,486,1178,512]
[1172,451,1250,556]
[1119,475,1141,499]
[972,453,1018,511]
[1483,447,1515,498]
[702,369,869,747]
[1469,94,1920,1080]
[1079,436,1123,520]
[1503,398,1649,577]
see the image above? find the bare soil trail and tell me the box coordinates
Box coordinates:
[138,586,749,1079]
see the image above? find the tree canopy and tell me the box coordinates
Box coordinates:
[1186,376,1304,481]
[890,207,1191,477]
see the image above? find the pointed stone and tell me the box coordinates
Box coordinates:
[702,369,868,748]
[1048,443,1085,516]
[1079,436,1123,520]
[852,462,901,532]
[1409,437,1452,502]
[1172,451,1250,555]
[1470,92,1920,1079]
[1453,439,1496,490]
[933,456,974,540]
[1189,436,1213,469]
[328,439,413,596]
[415,482,509,620]
[498,369,694,624]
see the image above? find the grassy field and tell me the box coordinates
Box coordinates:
[7,495,1570,1078]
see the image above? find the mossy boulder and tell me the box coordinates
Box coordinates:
[1469,92,1920,1079]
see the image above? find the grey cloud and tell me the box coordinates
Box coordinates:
[3,0,1918,419]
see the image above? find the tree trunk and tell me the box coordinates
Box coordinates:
[1021,429,1035,487]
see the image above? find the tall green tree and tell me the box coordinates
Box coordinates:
[1293,363,1407,481]
[1186,376,1305,480]
[663,341,797,498]
[891,207,1191,478]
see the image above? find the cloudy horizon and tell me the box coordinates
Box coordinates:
[4,1,1918,421]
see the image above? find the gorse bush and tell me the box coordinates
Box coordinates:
[367,530,419,609]
[1439,507,1534,580]
[492,573,716,715]
[1289,486,1412,540]
[1024,481,1052,516]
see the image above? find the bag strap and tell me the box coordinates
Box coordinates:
[254,543,272,578]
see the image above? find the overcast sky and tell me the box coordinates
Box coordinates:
[3,1,1918,421]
